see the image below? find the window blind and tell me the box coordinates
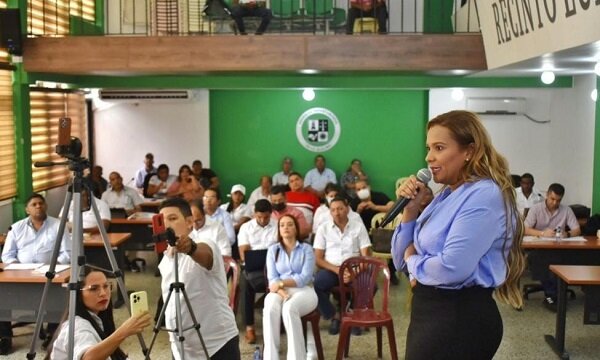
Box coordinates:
[0,69,17,200]
[30,90,87,191]
[28,0,70,35]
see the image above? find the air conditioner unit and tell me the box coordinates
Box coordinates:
[466,97,527,115]
[99,89,192,102]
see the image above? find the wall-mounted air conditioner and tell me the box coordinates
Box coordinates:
[466,97,527,115]
[99,89,193,102]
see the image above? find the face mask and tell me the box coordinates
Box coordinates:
[357,188,370,200]
[272,202,286,211]
[326,196,335,205]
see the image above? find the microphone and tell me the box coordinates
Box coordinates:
[379,168,432,228]
[125,177,135,186]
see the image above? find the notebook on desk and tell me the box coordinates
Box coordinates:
[244,249,268,272]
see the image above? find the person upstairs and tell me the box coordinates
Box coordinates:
[247,175,272,209]
[1,194,71,354]
[346,0,388,35]
[203,188,236,246]
[304,154,337,198]
[189,200,232,257]
[524,183,580,311]
[350,179,393,230]
[286,172,320,226]
[272,156,293,186]
[134,152,157,189]
[313,196,371,335]
[230,0,273,35]
[237,199,278,344]
[516,172,544,217]
[102,171,144,216]
[270,185,311,240]
[147,164,177,199]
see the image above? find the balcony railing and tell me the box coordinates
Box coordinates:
[25,0,481,37]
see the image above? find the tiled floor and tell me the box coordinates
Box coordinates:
[4,257,600,359]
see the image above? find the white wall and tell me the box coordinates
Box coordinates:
[0,200,13,233]
[92,90,210,184]
[429,75,597,207]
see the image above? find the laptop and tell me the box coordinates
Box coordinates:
[244,249,268,272]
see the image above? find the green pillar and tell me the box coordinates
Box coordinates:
[11,64,32,220]
[592,77,600,214]
[423,0,455,34]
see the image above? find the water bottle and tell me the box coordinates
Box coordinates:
[253,345,262,360]
[554,226,562,241]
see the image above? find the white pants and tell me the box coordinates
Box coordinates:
[263,286,318,360]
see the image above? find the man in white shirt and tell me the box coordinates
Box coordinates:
[134,152,157,189]
[272,156,293,186]
[147,164,177,199]
[190,200,232,257]
[237,199,278,344]
[60,188,111,233]
[247,175,272,209]
[102,171,144,216]
[1,193,71,354]
[313,196,371,336]
[304,154,337,198]
[158,198,240,360]
[516,173,544,217]
[203,188,236,246]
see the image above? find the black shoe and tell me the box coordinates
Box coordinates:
[351,327,362,336]
[328,319,340,335]
[543,297,557,312]
[130,262,140,272]
[41,336,52,350]
[390,275,400,286]
[0,337,12,355]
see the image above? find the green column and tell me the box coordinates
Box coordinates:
[11,64,32,220]
[592,77,600,214]
[423,0,455,34]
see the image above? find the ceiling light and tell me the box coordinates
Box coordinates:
[541,71,555,85]
[592,89,598,102]
[302,88,315,101]
[451,88,464,101]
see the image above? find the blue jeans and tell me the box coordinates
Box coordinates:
[314,269,339,320]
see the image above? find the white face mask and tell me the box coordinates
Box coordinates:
[357,188,370,200]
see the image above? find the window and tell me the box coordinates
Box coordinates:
[0,69,17,200]
[27,0,96,36]
[30,89,87,191]
[70,0,95,22]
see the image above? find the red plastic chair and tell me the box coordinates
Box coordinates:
[335,256,398,360]
[223,256,240,315]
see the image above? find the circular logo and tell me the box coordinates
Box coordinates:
[296,108,341,152]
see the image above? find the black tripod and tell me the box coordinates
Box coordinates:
[145,233,208,360]
[26,156,148,359]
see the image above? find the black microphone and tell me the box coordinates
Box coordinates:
[379,168,432,228]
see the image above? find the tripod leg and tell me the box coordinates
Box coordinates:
[179,286,210,358]
[145,289,173,360]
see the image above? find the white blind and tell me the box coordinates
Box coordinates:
[0,69,17,200]
[30,90,87,191]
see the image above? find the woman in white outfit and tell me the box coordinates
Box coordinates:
[263,215,318,360]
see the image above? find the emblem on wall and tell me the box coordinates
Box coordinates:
[296,107,341,152]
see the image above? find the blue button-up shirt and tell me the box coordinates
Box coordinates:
[266,241,315,288]
[2,216,71,264]
[391,179,515,289]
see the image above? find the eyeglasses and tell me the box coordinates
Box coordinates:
[81,283,113,294]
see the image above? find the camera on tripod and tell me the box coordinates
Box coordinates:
[152,213,177,246]
[55,117,83,160]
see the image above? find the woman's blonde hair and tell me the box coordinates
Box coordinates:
[428,110,525,308]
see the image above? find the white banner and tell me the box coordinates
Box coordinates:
[476,0,600,69]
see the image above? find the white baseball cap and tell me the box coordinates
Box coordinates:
[230,184,246,196]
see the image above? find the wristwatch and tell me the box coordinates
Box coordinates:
[187,241,198,256]
[278,280,285,289]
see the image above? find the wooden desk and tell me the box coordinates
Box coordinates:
[140,199,162,213]
[546,265,600,359]
[109,217,154,252]
[522,235,600,250]
[0,264,70,322]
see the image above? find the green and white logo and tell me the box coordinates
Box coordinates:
[296,107,341,152]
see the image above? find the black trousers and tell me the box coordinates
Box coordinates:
[243,270,266,326]
[406,284,502,360]
[211,335,240,360]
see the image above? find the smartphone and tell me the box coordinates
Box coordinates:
[130,290,148,316]
[152,213,165,235]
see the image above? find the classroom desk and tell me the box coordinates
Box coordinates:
[0,264,70,323]
[522,235,600,250]
[546,265,600,360]
[140,199,163,213]
[109,217,154,252]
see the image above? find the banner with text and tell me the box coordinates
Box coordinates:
[477,0,600,69]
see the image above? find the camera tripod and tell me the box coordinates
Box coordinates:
[145,233,209,360]
[26,157,148,359]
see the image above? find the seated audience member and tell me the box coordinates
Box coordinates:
[60,188,112,234]
[192,159,219,190]
[147,164,177,199]
[230,0,273,35]
[304,154,337,198]
[1,194,71,354]
[102,171,144,216]
[203,188,236,246]
[263,215,317,360]
[47,267,151,360]
[189,200,232,257]
[270,185,311,239]
[312,183,361,234]
[340,159,369,199]
[134,153,157,189]
[346,0,388,34]
[350,179,394,230]
[85,165,108,199]
[220,184,252,233]
[167,164,203,202]
[247,175,272,209]
[237,199,278,344]
[524,183,581,311]
[313,196,371,335]
[516,172,544,217]
[286,172,320,226]
[158,198,240,359]
[272,156,293,186]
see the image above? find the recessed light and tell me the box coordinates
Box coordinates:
[541,71,555,85]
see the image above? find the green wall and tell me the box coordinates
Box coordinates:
[593,76,600,214]
[210,89,428,199]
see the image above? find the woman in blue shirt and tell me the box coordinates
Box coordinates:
[263,215,317,360]
[392,110,525,359]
